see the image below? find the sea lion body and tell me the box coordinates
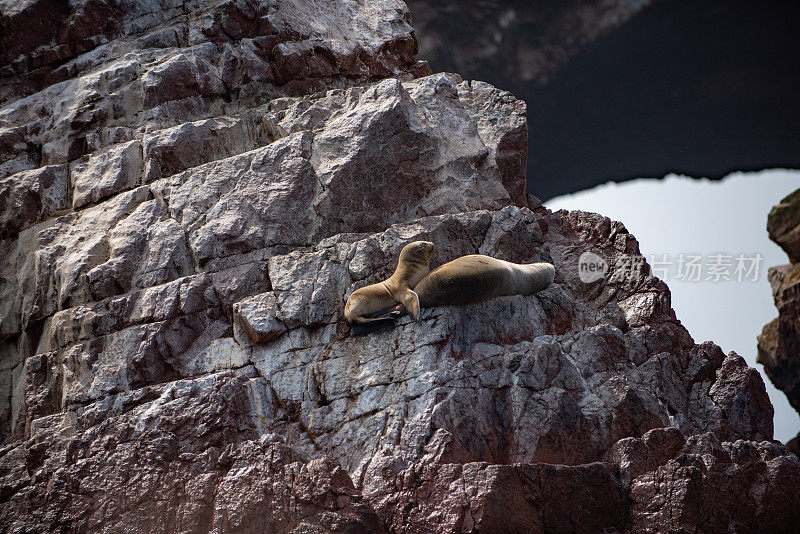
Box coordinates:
[344,241,433,330]
[415,255,555,308]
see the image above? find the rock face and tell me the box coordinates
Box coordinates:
[759,188,800,455]
[0,0,427,181]
[1,1,798,532]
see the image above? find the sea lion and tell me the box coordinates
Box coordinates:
[414,255,555,308]
[344,241,433,333]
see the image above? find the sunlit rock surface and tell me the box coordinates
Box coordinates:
[1,0,798,532]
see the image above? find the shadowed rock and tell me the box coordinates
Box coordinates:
[759,187,800,456]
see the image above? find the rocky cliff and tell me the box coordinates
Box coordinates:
[1,1,798,532]
[758,188,800,455]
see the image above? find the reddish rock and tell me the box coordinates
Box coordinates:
[383,461,627,533]
[629,434,800,533]
[758,263,800,414]
[758,187,800,461]
[606,426,686,484]
[1,1,796,532]
[0,370,385,533]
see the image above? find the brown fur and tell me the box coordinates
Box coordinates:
[344,241,433,327]
[414,255,555,308]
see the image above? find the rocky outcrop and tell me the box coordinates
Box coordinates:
[612,430,800,533]
[0,0,427,182]
[759,188,800,455]
[0,370,385,533]
[1,1,798,532]
[768,189,800,264]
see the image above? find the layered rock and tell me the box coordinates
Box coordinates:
[759,188,800,454]
[611,429,800,533]
[0,0,427,183]
[3,198,796,531]
[0,68,527,449]
[1,0,798,532]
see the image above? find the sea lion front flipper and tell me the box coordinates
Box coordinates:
[348,304,405,337]
[351,316,398,336]
[400,289,421,321]
[368,304,404,319]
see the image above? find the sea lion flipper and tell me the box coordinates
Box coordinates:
[401,289,421,321]
[351,316,398,336]
[367,304,404,319]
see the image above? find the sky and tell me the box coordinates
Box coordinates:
[547,169,800,443]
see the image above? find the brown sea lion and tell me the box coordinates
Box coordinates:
[414,255,555,308]
[344,241,433,333]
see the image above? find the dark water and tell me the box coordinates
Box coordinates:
[410,0,800,200]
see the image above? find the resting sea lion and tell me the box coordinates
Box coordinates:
[414,255,555,308]
[344,241,433,333]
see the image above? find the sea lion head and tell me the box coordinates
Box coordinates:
[399,240,434,266]
[397,240,434,286]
